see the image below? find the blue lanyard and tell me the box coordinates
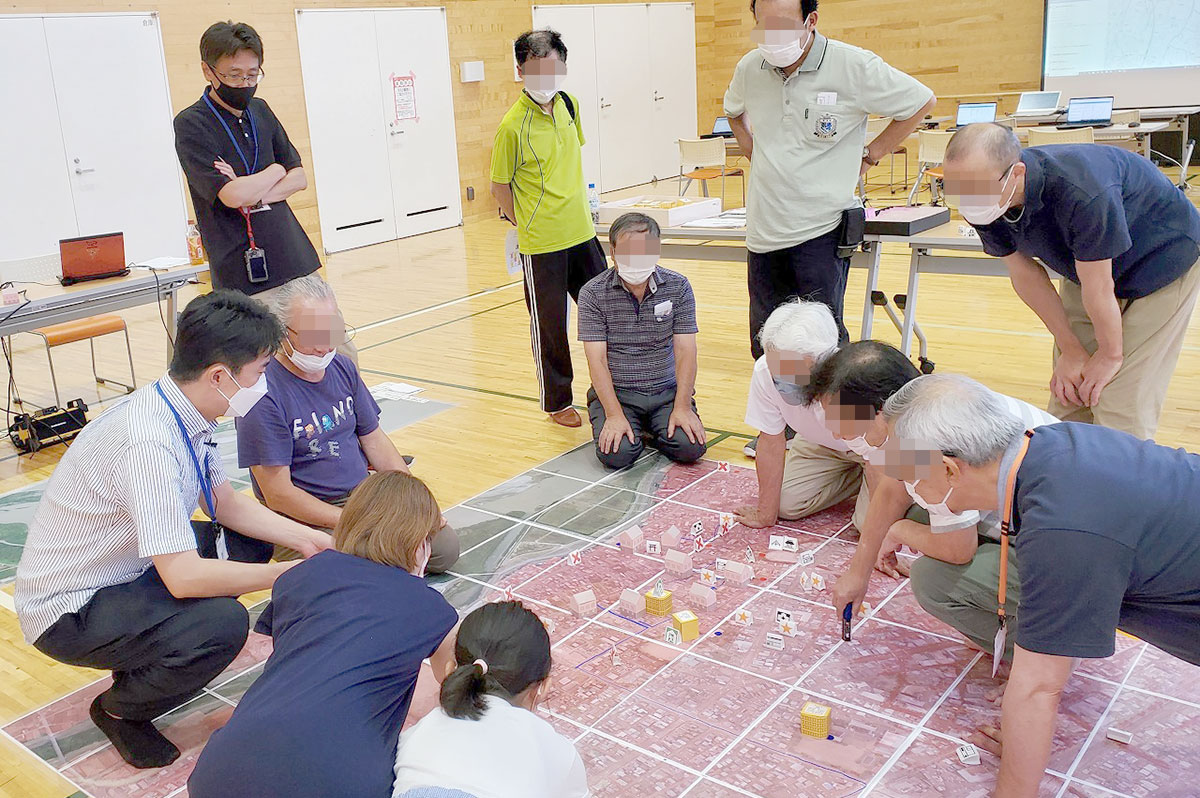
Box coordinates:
[203,90,258,175]
[155,381,215,520]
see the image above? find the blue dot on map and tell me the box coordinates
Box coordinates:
[713,631,722,636]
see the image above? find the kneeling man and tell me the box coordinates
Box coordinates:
[236,275,459,571]
[887,374,1200,797]
[578,213,706,469]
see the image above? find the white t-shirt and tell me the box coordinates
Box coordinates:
[393,696,589,798]
[744,357,850,453]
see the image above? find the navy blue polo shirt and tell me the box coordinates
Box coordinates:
[1007,423,1200,664]
[975,145,1200,299]
[577,265,698,393]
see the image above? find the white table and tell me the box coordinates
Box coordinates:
[595,220,1042,358]
[0,264,207,357]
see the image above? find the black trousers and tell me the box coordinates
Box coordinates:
[522,237,607,413]
[33,567,249,721]
[586,386,707,470]
[747,226,850,359]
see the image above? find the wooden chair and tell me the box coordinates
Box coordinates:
[26,315,135,407]
[678,138,744,208]
[1027,126,1095,147]
[906,130,954,205]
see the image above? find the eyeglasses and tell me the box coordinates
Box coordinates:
[208,65,265,87]
[286,324,356,350]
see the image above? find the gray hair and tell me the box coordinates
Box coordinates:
[944,122,1022,168]
[884,374,1025,466]
[757,300,838,360]
[514,29,567,66]
[267,274,338,327]
[608,212,661,250]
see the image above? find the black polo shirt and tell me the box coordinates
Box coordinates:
[174,87,320,294]
[974,145,1200,299]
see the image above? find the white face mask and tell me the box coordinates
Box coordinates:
[524,73,565,105]
[959,166,1018,226]
[756,27,812,68]
[218,367,268,418]
[616,255,657,285]
[844,434,877,458]
[285,340,336,374]
[904,479,976,525]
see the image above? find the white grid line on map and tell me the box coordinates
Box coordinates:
[1054,644,1151,798]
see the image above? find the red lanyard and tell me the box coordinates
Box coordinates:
[240,207,257,249]
[998,429,1035,628]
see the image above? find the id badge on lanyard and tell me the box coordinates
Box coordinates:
[204,92,268,285]
[155,382,228,560]
[995,429,1035,676]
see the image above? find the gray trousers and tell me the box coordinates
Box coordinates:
[586,386,707,470]
[281,493,461,574]
[909,539,1021,659]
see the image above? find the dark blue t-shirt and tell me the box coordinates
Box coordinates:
[236,355,380,502]
[188,550,457,798]
[1013,423,1200,664]
[975,145,1200,298]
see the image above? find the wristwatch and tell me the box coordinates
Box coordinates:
[862,146,880,167]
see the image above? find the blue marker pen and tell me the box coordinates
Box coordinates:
[841,603,853,641]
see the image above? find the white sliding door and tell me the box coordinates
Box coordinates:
[649,3,699,182]
[297,7,462,254]
[297,10,397,252]
[530,5,602,191]
[594,4,654,191]
[374,8,463,239]
[0,18,76,261]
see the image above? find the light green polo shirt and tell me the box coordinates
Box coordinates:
[724,34,933,253]
[490,92,594,256]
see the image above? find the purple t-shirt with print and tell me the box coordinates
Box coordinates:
[236,355,381,502]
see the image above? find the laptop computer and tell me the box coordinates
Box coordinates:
[700,116,735,139]
[59,232,129,286]
[950,102,997,131]
[1058,96,1114,130]
[1014,90,1061,117]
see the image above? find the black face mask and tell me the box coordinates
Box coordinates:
[208,72,257,111]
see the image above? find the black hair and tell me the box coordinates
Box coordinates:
[608,212,661,250]
[802,340,919,411]
[514,29,568,67]
[168,290,283,382]
[200,21,264,67]
[750,0,819,18]
[440,601,552,721]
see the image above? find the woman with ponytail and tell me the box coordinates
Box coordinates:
[190,471,459,798]
[393,601,589,798]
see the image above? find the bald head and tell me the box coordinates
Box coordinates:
[944,123,1021,168]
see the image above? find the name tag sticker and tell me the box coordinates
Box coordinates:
[654,300,673,319]
[817,91,837,106]
[248,201,272,214]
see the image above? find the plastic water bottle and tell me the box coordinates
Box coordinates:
[588,183,600,225]
[186,220,205,265]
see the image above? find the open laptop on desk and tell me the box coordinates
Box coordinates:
[1013,90,1061,117]
[949,102,996,131]
[1058,96,1114,129]
[59,232,129,286]
[700,116,735,139]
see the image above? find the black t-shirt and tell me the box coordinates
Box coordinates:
[974,145,1200,299]
[173,88,320,294]
[1013,423,1200,665]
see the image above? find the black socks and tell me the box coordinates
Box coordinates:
[89,694,180,769]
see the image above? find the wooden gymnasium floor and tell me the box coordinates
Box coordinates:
[1,169,1199,797]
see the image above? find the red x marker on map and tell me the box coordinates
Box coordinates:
[501,586,516,602]
[567,551,583,566]
[716,461,730,473]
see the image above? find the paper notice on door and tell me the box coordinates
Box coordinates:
[392,72,417,122]
[505,229,523,275]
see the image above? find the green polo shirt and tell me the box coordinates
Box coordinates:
[724,34,932,253]
[491,92,594,256]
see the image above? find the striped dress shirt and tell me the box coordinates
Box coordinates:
[14,375,228,643]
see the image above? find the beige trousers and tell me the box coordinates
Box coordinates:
[1049,256,1200,440]
[778,438,869,531]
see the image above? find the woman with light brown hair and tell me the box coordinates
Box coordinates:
[190,470,459,798]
